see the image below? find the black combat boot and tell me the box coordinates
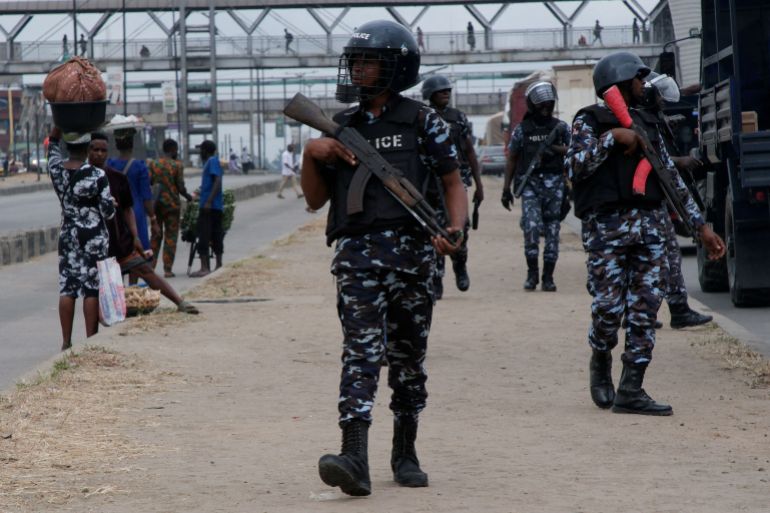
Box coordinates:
[391,416,428,487]
[318,420,371,496]
[215,253,223,270]
[612,363,673,416]
[452,259,470,292]
[589,349,615,409]
[541,261,557,292]
[523,258,539,291]
[669,303,713,329]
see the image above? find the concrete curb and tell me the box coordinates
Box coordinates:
[0,181,52,196]
[0,177,282,268]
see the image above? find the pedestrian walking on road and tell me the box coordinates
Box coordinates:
[90,133,198,314]
[149,138,193,278]
[592,20,604,46]
[190,140,224,277]
[466,22,476,51]
[422,74,484,296]
[302,19,466,497]
[228,148,241,174]
[48,128,116,351]
[277,143,303,199]
[240,147,253,174]
[502,81,570,292]
[566,51,725,416]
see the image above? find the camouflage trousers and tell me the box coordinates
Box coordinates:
[151,204,181,273]
[663,214,688,306]
[520,173,565,263]
[582,208,669,366]
[335,268,433,425]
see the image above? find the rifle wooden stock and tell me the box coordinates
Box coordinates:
[283,93,338,136]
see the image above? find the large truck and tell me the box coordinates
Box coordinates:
[695,0,770,306]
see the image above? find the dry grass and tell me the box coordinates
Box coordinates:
[0,346,171,511]
[690,325,770,388]
[186,218,326,300]
[118,307,200,336]
[185,255,283,299]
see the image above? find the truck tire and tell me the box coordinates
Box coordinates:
[725,192,766,306]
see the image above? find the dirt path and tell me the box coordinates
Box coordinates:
[2,177,769,513]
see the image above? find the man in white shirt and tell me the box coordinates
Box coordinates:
[278,143,303,199]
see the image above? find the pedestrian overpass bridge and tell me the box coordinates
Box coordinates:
[0,25,664,75]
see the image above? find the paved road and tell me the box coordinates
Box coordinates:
[559,202,770,355]
[0,190,317,391]
[681,255,770,356]
[0,174,279,236]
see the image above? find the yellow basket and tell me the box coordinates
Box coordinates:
[124,286,161,316]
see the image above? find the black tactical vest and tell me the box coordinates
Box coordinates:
[325,96,430,245]
[517,116,564,176]
[436,106,468,167]
[572,104,665,219]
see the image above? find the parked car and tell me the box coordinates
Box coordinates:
[478,145,506,176]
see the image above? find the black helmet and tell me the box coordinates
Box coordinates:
[336,20,420,103]
[592,51,650,96]
[421,74,452,100]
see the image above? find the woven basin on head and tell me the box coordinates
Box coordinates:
[50,100,107,133]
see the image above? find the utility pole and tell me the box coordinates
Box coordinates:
[121,0,127,115]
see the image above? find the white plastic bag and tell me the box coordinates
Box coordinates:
[97,257,126,326]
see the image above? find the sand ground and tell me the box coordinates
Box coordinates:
[2,177,769,513]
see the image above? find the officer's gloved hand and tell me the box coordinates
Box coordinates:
[501,189,514,211]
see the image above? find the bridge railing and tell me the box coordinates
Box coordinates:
[10,25,657,63]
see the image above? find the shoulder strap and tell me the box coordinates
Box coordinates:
[120,158,136,175]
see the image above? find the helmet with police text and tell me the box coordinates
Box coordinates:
[421,74,453,100]
[592,51,650,96]
[336,20,420,103]
[525,81,557,112]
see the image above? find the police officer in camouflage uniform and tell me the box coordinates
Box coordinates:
[421,75,483,296]
[300,20,466,496]
[566,52,725,416]
[502,81,570,291]
[642,72,713,329]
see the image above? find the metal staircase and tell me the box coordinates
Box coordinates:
[178,0,218,165]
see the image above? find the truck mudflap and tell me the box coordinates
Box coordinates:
[739,131,770,188]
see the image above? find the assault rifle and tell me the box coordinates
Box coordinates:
[513,124,561,198]
[602,85,697,240]
[471,197,480,230]
[283,93,458,242]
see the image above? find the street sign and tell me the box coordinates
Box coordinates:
[162,82,177,114]
[106,67,123,105]
[276,116,284,137]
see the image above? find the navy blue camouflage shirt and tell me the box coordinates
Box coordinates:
[331,95,460,277]
[507,119,571,155]
[565,105,704,228]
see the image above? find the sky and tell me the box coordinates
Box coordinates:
[1,0,660,164]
